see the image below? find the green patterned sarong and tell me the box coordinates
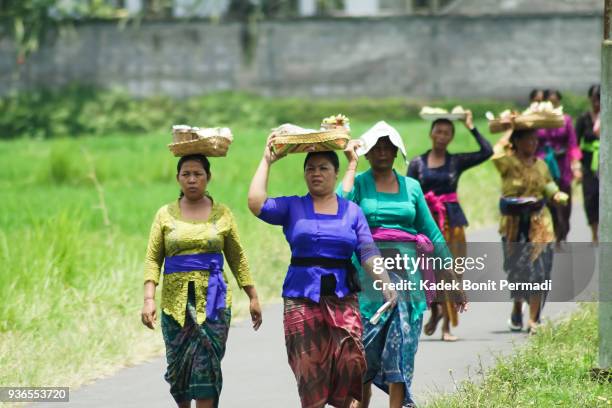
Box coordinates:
[161,282,231,406]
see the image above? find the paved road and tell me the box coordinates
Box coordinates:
[35,202,596,407]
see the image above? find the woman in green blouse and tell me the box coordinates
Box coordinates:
[141,154,262,408]
[340,122,466,408]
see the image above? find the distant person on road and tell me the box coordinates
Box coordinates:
[340,121,466,408]
[408,110,492,341]
[536,89,582,246]
[575,84,601,244]
[492,128,568,334]
[248,136,397,408]
[141,154,262,408]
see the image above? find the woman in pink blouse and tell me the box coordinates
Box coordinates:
[536,89,582,245]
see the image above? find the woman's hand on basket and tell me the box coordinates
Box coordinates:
[264,133,286,165]
[249,297,263,331]
[141,298,157,330]
[343,139,361,167]
[461,110,474,130]
[498,113,518,132]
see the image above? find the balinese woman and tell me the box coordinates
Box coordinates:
[141,154,262,408]
[248,135,397,408]
[575,84,601,244]
[536,89,582,245]
[492,129,568,333]
[407,110,492,341]
[341,121,466,408]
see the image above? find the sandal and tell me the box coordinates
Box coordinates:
[508,312,523,332]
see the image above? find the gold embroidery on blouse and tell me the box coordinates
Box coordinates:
[143,200,253,327]
[492,153,557,260]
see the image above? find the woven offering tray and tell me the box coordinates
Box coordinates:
[488,115,565,133]
[168,126,233,157]
[419,106,467,121]
[487,103,565,133]
[271,124,350,155]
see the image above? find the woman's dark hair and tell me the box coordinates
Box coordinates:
[529,88,542,101]
[430,118,455,136]
[303,151,340,172]
[177,154,211,177]
[177,154,211,198]
[509,129,536,149]
[588,84,601,98]
[543,89,562,101]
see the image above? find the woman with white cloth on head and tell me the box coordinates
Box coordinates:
[339,121,467,408]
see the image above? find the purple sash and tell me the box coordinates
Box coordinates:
[370,227,437,306]
[164,253,226,320]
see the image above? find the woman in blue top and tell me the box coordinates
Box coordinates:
[248,134,397,408]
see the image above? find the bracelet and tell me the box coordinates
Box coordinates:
[144,297,155,301]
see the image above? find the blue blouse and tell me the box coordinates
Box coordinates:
[257,194,379,302]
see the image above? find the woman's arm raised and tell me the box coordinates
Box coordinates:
[248,133,285,216]
[340,139,361,196]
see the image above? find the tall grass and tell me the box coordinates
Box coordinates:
[427,303,609,407]
[0,214,164,390]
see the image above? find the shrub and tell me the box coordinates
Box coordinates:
[0,85,593,139]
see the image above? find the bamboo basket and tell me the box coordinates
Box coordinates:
[168,136,232,157]
[172,127,198,143]
[488,113,565,134]
[272,130,350,155]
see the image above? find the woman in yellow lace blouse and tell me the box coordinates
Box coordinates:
[492,129,567,334]
[141,154,262,408]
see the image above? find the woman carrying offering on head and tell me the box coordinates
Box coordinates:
[535,89,582,245]
[492,127,568,334]
[248,130,397,408]
[340,121,467,408]
[407,110,492,341]
[141,153,262,408]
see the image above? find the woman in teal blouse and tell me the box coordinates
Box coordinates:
[340,121,466,408]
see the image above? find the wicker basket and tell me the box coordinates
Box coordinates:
[419,112,467,121]
[272,130,350,155]
[488,113,565,134]
[172,128,198,143]
[488,120,513,134]
[168,136,232,157]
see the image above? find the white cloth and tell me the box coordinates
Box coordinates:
[356,121,407,159]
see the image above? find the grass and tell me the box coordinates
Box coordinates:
[0,117,500,396]
[426,303,610,408]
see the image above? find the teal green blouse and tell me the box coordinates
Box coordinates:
[339,169,452,320]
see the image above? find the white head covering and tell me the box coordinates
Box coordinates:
[356,121,407,159]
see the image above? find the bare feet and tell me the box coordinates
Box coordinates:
[442,332,458,342]
[526,320,539,335]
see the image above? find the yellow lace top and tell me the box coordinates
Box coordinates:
[143,200,253,327]
[492,146,557,251]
